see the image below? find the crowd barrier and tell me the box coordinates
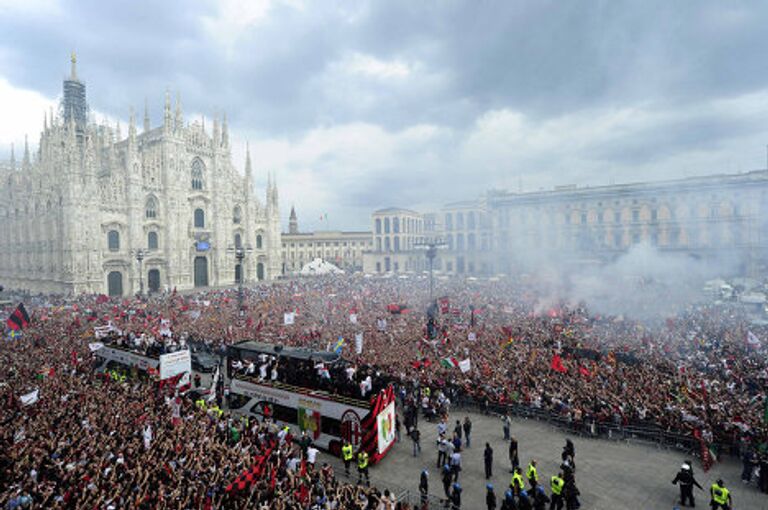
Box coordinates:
[451,395,735,464]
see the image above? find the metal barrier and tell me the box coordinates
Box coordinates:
[453,396,730,461]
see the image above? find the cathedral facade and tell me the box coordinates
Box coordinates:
[0,57,281,296]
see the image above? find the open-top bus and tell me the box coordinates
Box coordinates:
[225,341,397,464]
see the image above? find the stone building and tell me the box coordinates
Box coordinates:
[281,206,372,273]
[0,56,281,296]
[362,207,426,273]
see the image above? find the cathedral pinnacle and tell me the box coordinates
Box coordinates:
[23,135,30,168]
[129,107,137,141]
[222,113,229,147]
[144,97,150,133]
[175,91,183,131]
[245,142,252,176]
[163,89,172,130]
[70,51,77,81]
[9,143,15,170]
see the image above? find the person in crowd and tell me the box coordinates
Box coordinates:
[484,442,494,479]
[672,462,703,507]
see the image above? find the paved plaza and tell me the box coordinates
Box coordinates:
[319,409,768,509]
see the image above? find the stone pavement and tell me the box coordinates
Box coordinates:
[318,409,768,509]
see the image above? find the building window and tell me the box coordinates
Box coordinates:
[597,212,603,224]
[108,230,120,251]
[580,213,587,225]
[148,231,158,250]
[194,208,205,228]
[376,238,382,251]
[651,209,658,222]
[394,236,400,252]
[468,211,476,229]
[445,213,453,230]
[615,211,621,223]
[191,159,204,190]
[256,234,263,249]
[145,196,158,219]
[632,210,639,222]
[468,233,476,250]
[393,217,400,233]
[235,233,242,249]
[456,212,464,229]
[375,218,381,234]
[613,232,622,247]
[384,237,391,251]
[456,234,465,251]
[233,206,242,224]
[384,217,390,234]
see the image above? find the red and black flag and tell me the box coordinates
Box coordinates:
[6,303,30,331]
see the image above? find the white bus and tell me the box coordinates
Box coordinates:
[225,341,397,463]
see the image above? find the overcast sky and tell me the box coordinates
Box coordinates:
[2,0,768,230]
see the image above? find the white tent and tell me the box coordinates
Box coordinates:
[299,258,344,276]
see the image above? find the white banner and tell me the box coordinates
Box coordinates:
[376,401,396,454]
[283,312,295,325]
[20,389,39,406]
[159,350,191,381]
[459,358,471,373]
[467,332,477,342]
[88,342,105,352]
[355,332,363,354]
[349,313,357,324]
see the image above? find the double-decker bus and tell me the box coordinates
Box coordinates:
[225,341,397,463]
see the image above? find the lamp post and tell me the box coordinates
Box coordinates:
[227,244,253,315]
[132,249,147,296]
[414,238,446,302]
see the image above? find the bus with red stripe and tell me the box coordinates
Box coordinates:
[225,341,396,463]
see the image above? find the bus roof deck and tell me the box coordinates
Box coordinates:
[228,341,341,364]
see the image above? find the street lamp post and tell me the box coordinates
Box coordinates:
[227,244,253,315]
[132,249,147,296]
[414,238,446,302]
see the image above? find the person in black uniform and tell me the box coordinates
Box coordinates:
[420,469,429,506]
[672,462,703,507]
[509,436,519,472]
[486,484,497,510]
[485,443,494,479]
[451,482,462,509]
[442,464,453,502]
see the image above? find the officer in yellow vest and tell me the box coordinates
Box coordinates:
[710,479,732,510]
[526,459,539,488]
[342,441,354,477]
[195,398,207,411]
[357,450,370,486]
[550,472,565,510]
[510,466,525,496]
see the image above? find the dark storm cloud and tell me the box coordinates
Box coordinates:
[3,0,768,229]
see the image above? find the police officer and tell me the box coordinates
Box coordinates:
[549,472,565,510]
[451,482,462,509]
[533,485,550,510]
[486,483,497,510]
[671,462,702,507]
[442,464,453,501]
[509,436,519,472]
[420,469,429,505]
[526,459,539,489]
[484,442,494,479]
[511,466,525,497]
[357,450,370,486]
[501,488,516,510]
[341,440,354,477]
[518,489,533,510]
[709,479,732,510]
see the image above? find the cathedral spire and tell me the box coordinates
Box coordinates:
[116,120,122,141]
[23,135,30,169]
[163,89,172,131]
[213,113,220,147]
[43,110,48,131]
[144,97,150,133]
[245,142,252,176]
[70,51,77,81]
[222,112,229,147]
[129,106,136,143]
[175,91,183,131]
[9,143,15,170]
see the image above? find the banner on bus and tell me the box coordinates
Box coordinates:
[159,350,191,381]
[376,401,396,454]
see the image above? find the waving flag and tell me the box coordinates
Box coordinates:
[550,354,567,373]
[440,356,459,369]
[333,337,345,354]
[6,303,30,331]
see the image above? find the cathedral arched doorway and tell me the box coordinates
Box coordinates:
[107,271,123,297]
[147,269,160,293]
[194,257,208,287]
[256,262,265,281]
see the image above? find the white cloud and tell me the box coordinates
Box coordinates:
[0,77,56,156]
[342,52,414,79]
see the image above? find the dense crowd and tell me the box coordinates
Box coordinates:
[2,273,768,507]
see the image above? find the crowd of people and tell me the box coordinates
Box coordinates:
[2,273,768,508]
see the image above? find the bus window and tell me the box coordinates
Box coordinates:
[321,416,341,437]
[271,403,298,425]
[229,394,251,410]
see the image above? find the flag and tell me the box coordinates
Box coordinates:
[503,337,514,349]
[440,356,459,369]
[747,331,761,349]
[578,365,591,378]
[458,358,471,373]
[438,296,450,314]
[283,312,295,325]
[550,354,567,373]
[6,303,30,331]
[333,337,345,354]
[354,332,363,354]
[349,313,357,324]
[6,329,23,340]
[20,389,39,406]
